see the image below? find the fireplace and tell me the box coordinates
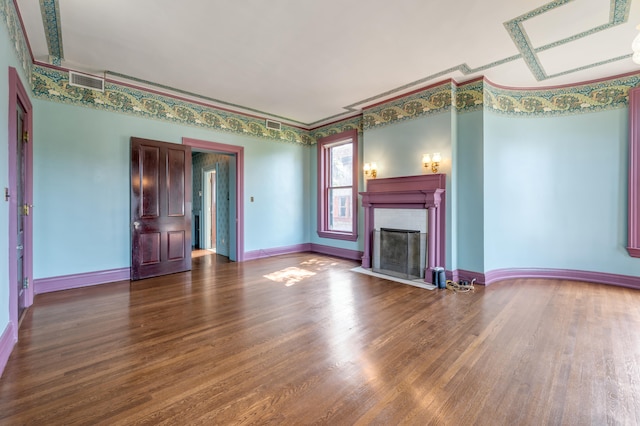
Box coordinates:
[360,174,446,284]
[374,228,422,279]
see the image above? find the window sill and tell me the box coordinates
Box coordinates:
[317,230,358,242]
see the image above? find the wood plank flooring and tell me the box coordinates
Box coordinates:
[1,252,640,425]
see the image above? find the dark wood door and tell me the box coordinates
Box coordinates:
[130,137,192,280]
[16,103,26,318]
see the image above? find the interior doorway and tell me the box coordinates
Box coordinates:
[184,137,244,262]
[190,149,236,260]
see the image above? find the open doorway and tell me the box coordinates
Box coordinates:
[184,137,244,262]
[191,151,234,260]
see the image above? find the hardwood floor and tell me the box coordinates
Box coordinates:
[1,252,640,425]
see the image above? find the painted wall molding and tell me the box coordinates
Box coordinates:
[244,243,362,262]
[309,244,363,261]
[244,244,312,261]
[484,268,640,289]
[448,267,640,289]
[33,267,131,294]
[0,323,16,378]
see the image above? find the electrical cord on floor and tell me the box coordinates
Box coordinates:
[445,278,476,293]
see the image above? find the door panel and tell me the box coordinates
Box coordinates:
[141,146,160,218]
[168,148,186,217]
[131,138,192,280]
[168,231,186,260]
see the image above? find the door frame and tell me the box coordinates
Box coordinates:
[202,165,217,251]
[183,137,244,261]
[8,67,33,338]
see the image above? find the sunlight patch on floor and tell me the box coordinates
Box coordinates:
[264,267,316,287]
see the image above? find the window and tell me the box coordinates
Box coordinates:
[317,129,358,241]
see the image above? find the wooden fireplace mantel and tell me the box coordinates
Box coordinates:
[359,174,446,283]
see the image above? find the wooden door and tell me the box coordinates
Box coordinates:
[130,137,192,280]
[16,103,27,318]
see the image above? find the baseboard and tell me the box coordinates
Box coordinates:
[243,243,362,262]
[484,268,640,289]
[449,269,486,285]
[243,244,312,261]
[34,267,131,294]
[0,323,16,378]
[309,244,363,261]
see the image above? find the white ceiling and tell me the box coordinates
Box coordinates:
[15,0,640,127]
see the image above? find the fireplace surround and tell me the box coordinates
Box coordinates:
[360,174,446,284]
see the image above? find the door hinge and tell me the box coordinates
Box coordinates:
[22,204,30,216]
[23,277,29,289]
[4,187,9,201]
[22,131,29,143]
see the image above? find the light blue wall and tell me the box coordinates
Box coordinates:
[483,109,639,276]
[32,99,309,278]
[0,16,12,329]
[244,137,309,251]
[455,110,484,273]
[363,113,454,269]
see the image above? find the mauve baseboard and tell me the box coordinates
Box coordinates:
[31,245,362,294]
[244,243,362,262]
[243,244,312,261]
[450,267,640,289]
[0,323,16,378]
[34,268,131,294]
[309,244,363,261]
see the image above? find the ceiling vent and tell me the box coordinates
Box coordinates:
[68,71,104,92]
[265,119,282,131]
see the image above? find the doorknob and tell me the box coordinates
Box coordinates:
[16,245,23,250]
[133,221,140,229]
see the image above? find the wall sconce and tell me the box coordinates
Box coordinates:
[364,162,378,179]
[422,153,441,173]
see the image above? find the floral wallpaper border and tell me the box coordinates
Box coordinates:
[32,65,314,145]
[1,0,32,82]
[363,81,454,130]
[359,72,640,128]
[484,74,640,116]
[310,115,363,141]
